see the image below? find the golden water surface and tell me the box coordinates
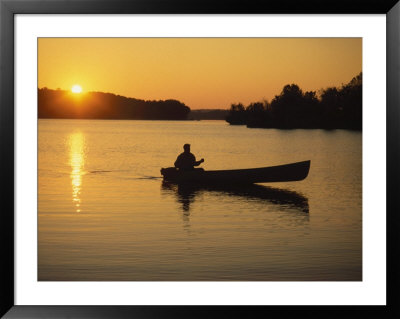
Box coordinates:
[38,119,362,281]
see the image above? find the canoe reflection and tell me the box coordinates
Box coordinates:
[161,181,309,214]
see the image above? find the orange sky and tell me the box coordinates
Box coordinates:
[38,38,362,110]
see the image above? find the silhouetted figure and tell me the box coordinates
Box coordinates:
[174,144,204,171]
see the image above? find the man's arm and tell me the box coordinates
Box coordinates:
[194,158,205,166]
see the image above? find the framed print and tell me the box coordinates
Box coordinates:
[1,0,399,318]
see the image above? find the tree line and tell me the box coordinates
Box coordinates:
[38,88,191,120]
[226,72,362,130]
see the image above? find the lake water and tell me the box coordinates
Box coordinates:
[38,119,362,281]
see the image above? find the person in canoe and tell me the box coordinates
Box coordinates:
[174,144,204,171]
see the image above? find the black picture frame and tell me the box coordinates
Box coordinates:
[1,0,399,318]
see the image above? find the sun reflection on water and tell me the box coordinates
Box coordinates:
[69,132,86,212]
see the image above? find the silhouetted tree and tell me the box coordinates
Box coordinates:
[270,84,305,128]
[246,102,267,127]
[320,72,362,129]
[226,103,246,125]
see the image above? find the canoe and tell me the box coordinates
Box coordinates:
[160,160,310,184]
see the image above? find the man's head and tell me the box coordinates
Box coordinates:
[183,144,190,152]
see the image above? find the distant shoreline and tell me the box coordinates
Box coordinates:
[38,88,191,121]
[37,117,226,121]
[38,72,362,130]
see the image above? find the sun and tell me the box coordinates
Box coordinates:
[71,84,82,94]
